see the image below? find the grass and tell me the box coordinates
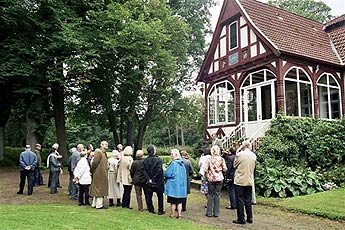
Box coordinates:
[258,188,345,220]
[0,205,212,230]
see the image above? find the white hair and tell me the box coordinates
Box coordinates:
[211,145,220,156]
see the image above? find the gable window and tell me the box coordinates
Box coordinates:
[317,73,341,119]
[284,67,313,117]
[208,81,235,125]
[229,22,238,50]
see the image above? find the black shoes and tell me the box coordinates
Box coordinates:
[158,211,166,215]
[233,220,246,225]
[17,191,23,194]
[96,206,108,209]
[247,219,253,224]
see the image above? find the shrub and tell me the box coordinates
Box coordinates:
[256,161,324,198]
[0,147,49,167]
[317,165,345,188]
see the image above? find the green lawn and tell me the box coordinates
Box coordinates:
[0,205,212,230]
[259,188,345,220]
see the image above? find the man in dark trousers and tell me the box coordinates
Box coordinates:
[233,141,257,225]
[34,143,44,186]
[143,145,165,215]
[17,145,37,195]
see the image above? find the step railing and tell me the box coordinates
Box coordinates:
[248,121,271,151]
[222,122,246,149]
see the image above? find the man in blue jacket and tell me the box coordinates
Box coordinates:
[17,145,38,195]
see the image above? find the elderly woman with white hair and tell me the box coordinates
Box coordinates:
[204,145,227,218]
[164,148,187,219]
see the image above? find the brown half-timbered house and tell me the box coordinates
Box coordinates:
[197,0,345,147]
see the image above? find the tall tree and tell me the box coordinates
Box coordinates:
[268,0,333,23]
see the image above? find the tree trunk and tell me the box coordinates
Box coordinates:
[0,127,4,160]
[107,110,119,146]
[181,128,185,147]
[126,111,135,147]
[0,81,12,160]
[25,96,42,148]
[175,125,179,146]
[168,128,172,146]
[51,84,68,162]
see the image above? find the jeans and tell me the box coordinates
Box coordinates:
[50,171,59,194]
[19,170,35,195]
[206,181,222,217]
[69,172,78,199]
[228,181,237,208]
[235,185,253,222]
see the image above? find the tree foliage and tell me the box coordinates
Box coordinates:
[268,0,333,23]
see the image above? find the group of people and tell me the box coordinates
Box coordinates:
[17,138,256,224]
[199,139,257,225]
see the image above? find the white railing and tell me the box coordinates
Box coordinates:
[248,121,271,151]
[222,122,246,149]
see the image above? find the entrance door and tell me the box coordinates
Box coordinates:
[242,82,275,138]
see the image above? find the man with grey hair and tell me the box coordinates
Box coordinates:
[68,144,83,200]
[17,145,37,195]
[233,140,256,225]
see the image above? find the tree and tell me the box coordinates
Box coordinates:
[268,0,333,23]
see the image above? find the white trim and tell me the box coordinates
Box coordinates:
[235,0,280,54]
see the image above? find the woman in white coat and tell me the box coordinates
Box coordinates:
[73,151,92,206]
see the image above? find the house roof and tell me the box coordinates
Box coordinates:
[324,14,345,28]
[197,0,344,82]
[239,0,341,65]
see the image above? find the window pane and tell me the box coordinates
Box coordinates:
[261,85,272,120]
[227,92,235,122]
[252,71,264,84]
[248,89,257,121]
[286,68,297,80]
[300,83,312,117]
[299,70,309,82]
[318,86,329,119]
[230,22,237,49]
[266,71,275,81]
[209,99,215,124]
[318,75,327,85]
[330,88,340,119]
[329,75,338,87]
[218,100,226,122]
[285,81,298,116]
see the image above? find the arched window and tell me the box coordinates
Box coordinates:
[208,81,235,125]
[317,73,341,119]
[284,67,313,117]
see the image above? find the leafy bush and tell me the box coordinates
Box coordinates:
[256,161,324,198]
[317,165,345,188]
[0,147,49,167]
[257,115,345,170]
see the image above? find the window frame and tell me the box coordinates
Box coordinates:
[208,81,236,126]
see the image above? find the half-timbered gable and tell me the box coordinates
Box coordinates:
[198,0,345,145]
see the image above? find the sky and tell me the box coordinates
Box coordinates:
[210,0,345,31]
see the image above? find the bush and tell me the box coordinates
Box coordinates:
[256,160,324,198]
[317,165,345,188]
[257,115,345,170]
[0,147,49,167]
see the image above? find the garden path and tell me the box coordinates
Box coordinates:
[0,168,344,230]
